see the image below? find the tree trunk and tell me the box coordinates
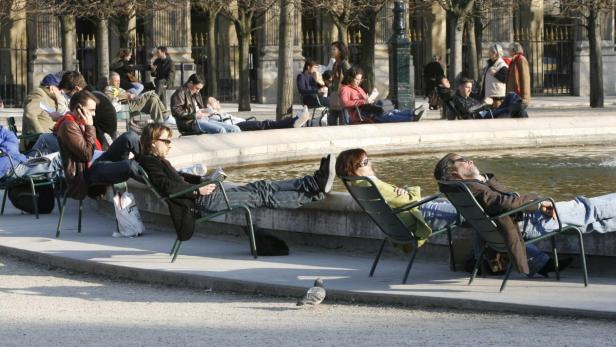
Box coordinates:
[448,14,464,81]
[359,10,378,93]
[474,16,483,78]
[276,0,294,119]
[234,14,252,111]
[60,15,77,71]
[207,10,219,97]
[588,11,603,108]
[334,21,349,48]
[97,18,110,89]
[466,19,478,81]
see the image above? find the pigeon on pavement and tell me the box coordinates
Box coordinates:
[297,278,326,306]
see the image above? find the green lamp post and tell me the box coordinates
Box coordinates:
[388,0,414,109]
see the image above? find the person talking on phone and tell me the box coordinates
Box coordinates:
[55,90,143,199]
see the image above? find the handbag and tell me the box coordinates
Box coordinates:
[328,91,342,111]
[113,191,145,237]
[127,73,138,83]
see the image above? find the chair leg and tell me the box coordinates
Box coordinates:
[55,192,68,238]
[551,237,560,281]
[499,263,514,293]
[575,228,589,287]
[169,239,179,256]
[447,226,456,272]
[369,238,388,277]
[1,189,7,215]
[402,239,419,284]
[77,199,83,233]
[469,246,486,285]
[171,241,182,263]
[29,178,39,219]
[241,207,257,258]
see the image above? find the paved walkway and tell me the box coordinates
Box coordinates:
[1,200,615,319]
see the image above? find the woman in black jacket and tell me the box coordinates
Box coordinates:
[137,123,335,241]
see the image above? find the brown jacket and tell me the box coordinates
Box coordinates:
[170,85,203,133]
[465,174,542,274]
[55,114,97,200]
[506,54,531,105]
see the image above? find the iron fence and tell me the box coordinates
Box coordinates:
[0,38,29,107]
[77,33,98,88]
[515,23,574,96]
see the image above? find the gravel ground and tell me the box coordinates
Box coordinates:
[1,254,615,347]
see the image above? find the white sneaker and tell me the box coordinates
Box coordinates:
[293,106,311,128]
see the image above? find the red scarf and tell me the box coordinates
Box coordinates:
[510,53,525,96]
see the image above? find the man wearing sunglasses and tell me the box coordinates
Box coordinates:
[434,153,616,276]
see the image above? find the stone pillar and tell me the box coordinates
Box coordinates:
[30,15,63,88]
[145,0,195,88]
[574,11,616,97]
[257,2,303,103]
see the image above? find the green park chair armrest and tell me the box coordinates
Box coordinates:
[168,179,223,199]
[490,196,564,233]
[392,193,443,214]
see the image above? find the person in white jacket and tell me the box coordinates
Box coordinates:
[480,44,509,109]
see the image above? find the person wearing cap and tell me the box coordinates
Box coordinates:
[21,73,67,149]
[480,44,509,109]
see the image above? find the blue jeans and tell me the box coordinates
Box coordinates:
[491,92,527,118]
[193,119,241,134]
[197,177,324,213]
[128,82,144,95]
[32,133,60,154]
[327,110,349,126]
[374,109,416,123]
[420,199,549,274]
[521,193,616,238]
[87,132,142,186]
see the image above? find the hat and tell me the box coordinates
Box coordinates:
[40,73,61,87]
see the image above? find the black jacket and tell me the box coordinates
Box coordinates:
[137,153,201,241]
[170,85,203,133]
[437,85,483,119]
[151,57,174,82]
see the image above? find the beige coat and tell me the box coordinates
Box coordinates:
[22,87,68,146]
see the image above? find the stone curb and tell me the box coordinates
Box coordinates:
[1,243,613,320]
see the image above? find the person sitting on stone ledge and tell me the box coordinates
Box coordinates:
[437,77,526,120]
[104,72,170,124]
[339,66,425,125]
[433,153,616,276]
[21,73,68,150]
[170,74,310,135]
[205,96,310,131]
[55,90,143,199]
[336,148,564,278]
[136,123,335,241]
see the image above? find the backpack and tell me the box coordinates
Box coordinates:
[7,182,55,214]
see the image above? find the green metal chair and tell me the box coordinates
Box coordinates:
[137,165,257,262]
[438,180,589,292]
[55,182,126,238]
[7,116,41,143]
[1,149,62,219]
[341,176,458,284]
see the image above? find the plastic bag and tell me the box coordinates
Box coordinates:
[112,192,145,237]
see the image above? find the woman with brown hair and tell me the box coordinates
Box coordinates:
[326,41,352,126]
[336,148,457,240]
[111,48,144,95]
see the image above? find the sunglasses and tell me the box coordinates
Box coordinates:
[359,158,370,167]
[451,157,469,164]
[157,138,172,145]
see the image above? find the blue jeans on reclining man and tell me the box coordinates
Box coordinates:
[193,118,241,134]
[490,92,528,118]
